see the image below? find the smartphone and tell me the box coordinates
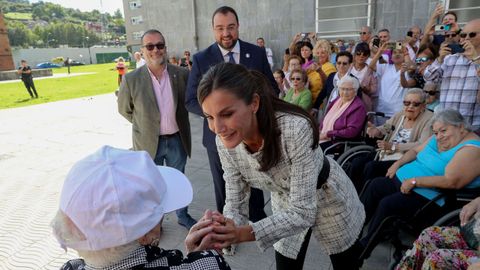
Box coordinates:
[448,43,465,54]
[407,31,413,37]
[301,32,308,38]
[372,38,380,48]
[285,48,290,55]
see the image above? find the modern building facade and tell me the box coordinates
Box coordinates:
[122,0,479,69]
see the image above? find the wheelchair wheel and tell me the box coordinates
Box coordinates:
[433,209,461,227]
[337,145,376,172]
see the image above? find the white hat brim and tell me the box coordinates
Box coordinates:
[156,166,193,213]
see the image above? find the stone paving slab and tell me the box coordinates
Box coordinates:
[0,94,388,269]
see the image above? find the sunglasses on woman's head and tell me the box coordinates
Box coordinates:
[415,57,429,64]
[403,101,422,107]
[143,43,166,51]
[459,32,478,39]
[424,90,437,96]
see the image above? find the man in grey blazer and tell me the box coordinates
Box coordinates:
[118,29,196,229]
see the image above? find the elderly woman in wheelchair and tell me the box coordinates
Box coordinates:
[395,196,480,270]
[359,109,480,265]
[318,75,366,150]
[347,88,433,192]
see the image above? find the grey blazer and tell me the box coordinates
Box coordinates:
[118,64,191,158]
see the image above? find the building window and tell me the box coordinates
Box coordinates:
[131,16,143,25]
[315,0,373,39]
[133,31,144,40]
[129,1,142,9]
[445,0,480,26]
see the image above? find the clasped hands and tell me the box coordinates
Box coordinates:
[184,209,238,254]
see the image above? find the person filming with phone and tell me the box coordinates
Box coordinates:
[424,18,480,133]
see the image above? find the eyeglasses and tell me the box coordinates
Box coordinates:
[185,53,190,56]
[143,43,166,51]
[403,101,422,107]
[424,90,437,96]
[336,61,350,66]
[359,32,368,35]
[444,33,457,38]
[355,51,368,56]
[415,57,430,64]
[459,32,478,39]
[290,77,302,81]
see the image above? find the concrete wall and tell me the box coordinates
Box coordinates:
[123,0,439,69]
[11,47,129,67]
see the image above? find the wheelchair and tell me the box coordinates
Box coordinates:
[358,187,480,270]
[322,112,384,161]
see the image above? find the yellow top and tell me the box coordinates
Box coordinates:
[306,62,336,101]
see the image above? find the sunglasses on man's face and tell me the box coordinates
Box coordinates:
[403,101,422,107]
[424,90,437,96]
[143,43,166,51]
[415,57,430,64]
[459,32,478,39]
[355,51,368,57]
[359,32,368,35]
[444,33,457,38]
[290,77,303,81]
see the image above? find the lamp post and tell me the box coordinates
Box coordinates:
[86,36,92,64]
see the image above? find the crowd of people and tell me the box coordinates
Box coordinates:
[51,4,480,270]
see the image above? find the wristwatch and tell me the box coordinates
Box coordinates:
[411,178,417,187]
[390,143,397,152]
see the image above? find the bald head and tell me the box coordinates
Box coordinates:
[462,19,480,50]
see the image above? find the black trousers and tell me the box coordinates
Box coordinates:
[359,176,442,247]
[206,149,267,222]
[348,152,395,193]
[22,77,38,98]
[275,229,362,270]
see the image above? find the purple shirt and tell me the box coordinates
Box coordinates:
[147,66,179,135]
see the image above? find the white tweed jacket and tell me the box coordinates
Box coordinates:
[218,112,365,259]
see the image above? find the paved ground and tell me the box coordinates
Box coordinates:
[0,94,391,269]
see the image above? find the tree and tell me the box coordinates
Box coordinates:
[113,9,123,19]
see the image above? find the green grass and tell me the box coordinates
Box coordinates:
[0,63,130,110]
[4,12,32,20]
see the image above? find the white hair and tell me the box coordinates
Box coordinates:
[51,210,141,267]
[338,75,360,91]
[405,88,427,103]
[432,109,473,132]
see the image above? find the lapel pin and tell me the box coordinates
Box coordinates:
[246,53,250,58]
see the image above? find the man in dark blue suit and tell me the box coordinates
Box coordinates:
[186,6,278,222]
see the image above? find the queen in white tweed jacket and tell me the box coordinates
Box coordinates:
[198,62,365,269]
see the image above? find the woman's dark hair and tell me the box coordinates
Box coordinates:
[336,51,353,63]
[198,63,319,171]
[298,41,314,62]
[273,69,285,78]
[418,43,439,60]
[354,42,370,57]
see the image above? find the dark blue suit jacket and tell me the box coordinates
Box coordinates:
[186,40,278,151]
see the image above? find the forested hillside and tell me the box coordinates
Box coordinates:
[1,0,125,48]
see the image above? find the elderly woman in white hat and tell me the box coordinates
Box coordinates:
[52,146,231,270]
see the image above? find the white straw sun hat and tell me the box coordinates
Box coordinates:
[54,145,193,251]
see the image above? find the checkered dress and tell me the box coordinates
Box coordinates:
[218,113,365,259]
[60,246,230,270]
[424,54,480,130]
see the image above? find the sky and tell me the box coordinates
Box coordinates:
[29,0,124,16]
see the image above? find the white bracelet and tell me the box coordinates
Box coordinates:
[473,55,480,62]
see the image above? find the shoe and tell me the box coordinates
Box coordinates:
[177,214,197,230]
